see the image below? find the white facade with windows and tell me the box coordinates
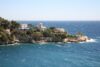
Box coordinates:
[36,23,47,31]
[55,28,65,32]
[20,24,29,29]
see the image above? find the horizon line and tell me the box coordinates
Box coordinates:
[16,20,100,22]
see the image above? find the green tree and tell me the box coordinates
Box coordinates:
[0,19,10,29]
[10,21,20,29]
[42,29,53,37]
[66,35,77,38]
[0,32,9,44]
[32,32,43,41]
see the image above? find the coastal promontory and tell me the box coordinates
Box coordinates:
[0,17,90,45]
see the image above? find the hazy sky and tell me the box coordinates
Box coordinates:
[0,0,100,21]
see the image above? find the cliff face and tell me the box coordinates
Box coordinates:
[0,17,20,45]
[15,34,32,43]
[0,29,12,45]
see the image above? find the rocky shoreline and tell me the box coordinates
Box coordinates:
[0,38,95,46]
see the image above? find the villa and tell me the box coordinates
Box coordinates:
[53,28,65,33]
[20,24,30,30]
[36,23,47,31]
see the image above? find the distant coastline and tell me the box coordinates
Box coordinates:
[0,17,91,45]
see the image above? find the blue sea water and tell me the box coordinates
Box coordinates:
[0,21,100,67]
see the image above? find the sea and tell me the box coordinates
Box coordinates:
[0,21,100,67]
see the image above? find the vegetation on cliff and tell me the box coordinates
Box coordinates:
[0,17,20,44]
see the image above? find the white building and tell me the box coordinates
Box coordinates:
[20,24,29,29]
[36,23,47,31]
[55,28,65,32]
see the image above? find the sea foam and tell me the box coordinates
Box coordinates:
[79,38,97,44]
[0,43,20,46]
[86,39,97,43]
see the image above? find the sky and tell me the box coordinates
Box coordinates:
[0,0,100,21]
